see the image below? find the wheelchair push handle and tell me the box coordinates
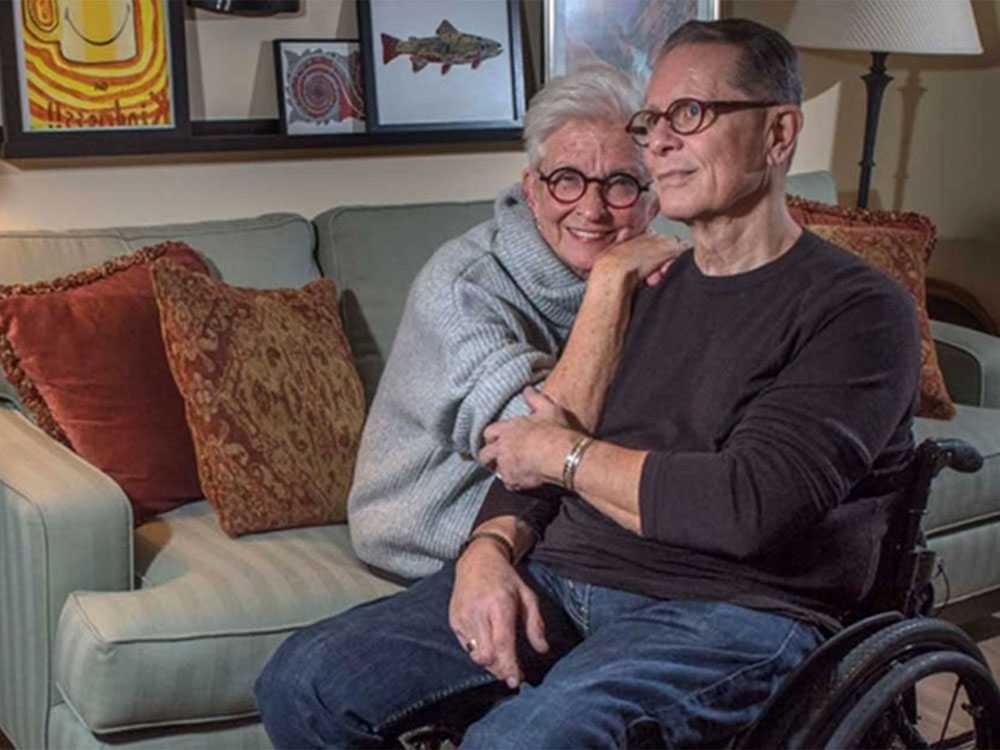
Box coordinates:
[921,437,983,475]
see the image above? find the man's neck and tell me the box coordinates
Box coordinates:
[689,187,803,277]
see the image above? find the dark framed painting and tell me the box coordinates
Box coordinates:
[0,0,190,157]
[544,0,719,85]
[273,39,365,136]
[356,0,525,135]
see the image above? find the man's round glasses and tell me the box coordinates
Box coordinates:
[626,97,782,146]
[536,167,650,209]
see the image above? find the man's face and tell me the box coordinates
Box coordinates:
[643,43,772,223]
[523,121,656,278]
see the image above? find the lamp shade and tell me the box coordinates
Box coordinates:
[785,0,982,55]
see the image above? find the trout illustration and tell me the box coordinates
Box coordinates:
[381,20,502,74]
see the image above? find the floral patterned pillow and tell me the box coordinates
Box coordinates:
[151,260,366,536]
[788,197,954,420]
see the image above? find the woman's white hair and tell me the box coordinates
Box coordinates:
[523,63,646,173]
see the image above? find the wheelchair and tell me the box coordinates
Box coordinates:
[399,438,1000,750]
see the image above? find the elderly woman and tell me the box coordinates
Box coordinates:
[256,64,683,747]
[347,63,683,581]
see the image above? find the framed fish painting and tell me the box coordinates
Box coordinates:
[357,0,526,135]
[544,0,719,87]
[274,39,365,136]
[0,0,190,158]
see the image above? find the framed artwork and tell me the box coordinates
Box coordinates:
[0,0,189,157]
[273,39,365,136]
[544,0,720,85]
[357,0,525,135]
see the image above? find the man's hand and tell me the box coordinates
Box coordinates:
[597,231,691,287]
[449,539,548,689]
[479,388,578,491]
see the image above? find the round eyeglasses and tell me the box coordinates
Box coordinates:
[626,97,782,146]
[536,167,651,209]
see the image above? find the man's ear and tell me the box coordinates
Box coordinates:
[766,106,804,168]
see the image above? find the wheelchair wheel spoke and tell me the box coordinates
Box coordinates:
[937,679,961,746]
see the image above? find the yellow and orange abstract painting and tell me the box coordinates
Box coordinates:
[13,0,176,131]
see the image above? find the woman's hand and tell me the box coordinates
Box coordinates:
[478,387,578,492]
[597,231,691,286]
[449,540,548,689]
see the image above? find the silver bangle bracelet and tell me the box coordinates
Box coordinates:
[562,436,594,492]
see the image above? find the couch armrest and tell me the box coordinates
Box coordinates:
[931,320,1000,409]
[0,404,133,750]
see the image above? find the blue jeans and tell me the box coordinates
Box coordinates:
[255,561,822,749]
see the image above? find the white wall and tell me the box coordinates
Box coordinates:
[2,0,998,295]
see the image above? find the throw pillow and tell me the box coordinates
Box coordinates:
[787,197,954,420]
[151,260,366,537]
[0,242,208,523]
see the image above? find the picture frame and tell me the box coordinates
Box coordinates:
[0,0,190,158]
[544,0,720,86]
[356,0,525,135]
[273,39,365,137]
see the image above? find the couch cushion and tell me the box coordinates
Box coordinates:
[314,201,494,404]
[152,262,366,536]
[916,405,1000,533]
[0,242,208,524]
[54,502,400,734]
[0,214,319,406]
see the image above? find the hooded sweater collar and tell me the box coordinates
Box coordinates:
[493,184,586,328]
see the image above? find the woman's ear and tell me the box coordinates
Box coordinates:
[522,167,540,214]
[766,106,804,168]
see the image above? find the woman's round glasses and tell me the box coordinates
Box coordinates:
[536,167,650,209]
[626,97,781,146]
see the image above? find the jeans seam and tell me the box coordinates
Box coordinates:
[374,672,498,732]
[581,583,592,635]
[665,620,812,719]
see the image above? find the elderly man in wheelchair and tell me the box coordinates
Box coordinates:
[255,18,1000,750]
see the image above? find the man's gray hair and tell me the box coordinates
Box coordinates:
[656,19,802,106]
[523,63,645,171]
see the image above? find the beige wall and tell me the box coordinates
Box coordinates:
[1,0,998,296]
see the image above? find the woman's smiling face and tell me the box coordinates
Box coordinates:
[523,120,656,277]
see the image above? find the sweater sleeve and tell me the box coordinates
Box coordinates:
[639,279,921,561]
[431,275,560,456]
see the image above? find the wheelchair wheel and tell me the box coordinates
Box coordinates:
[762,618,997,748]
[825,649,1000,749]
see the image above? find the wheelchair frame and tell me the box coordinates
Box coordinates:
[733,437,1000,749]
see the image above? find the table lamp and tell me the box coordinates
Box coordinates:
[784,0,982,208]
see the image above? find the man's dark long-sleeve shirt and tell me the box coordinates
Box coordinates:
[476,230,921,632]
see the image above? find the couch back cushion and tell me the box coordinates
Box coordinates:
[0,213,320,406]
[315,171,838,401]
[314,201,494,403]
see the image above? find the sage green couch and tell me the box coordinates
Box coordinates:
[1,171,998,749]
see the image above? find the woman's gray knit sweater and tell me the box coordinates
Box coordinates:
[347,185,586,579]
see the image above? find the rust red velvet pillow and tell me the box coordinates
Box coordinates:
[151,260,366,537]
[0,242,208,523]
[787,197,955,420]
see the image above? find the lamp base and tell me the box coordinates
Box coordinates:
[857,52,893,209]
